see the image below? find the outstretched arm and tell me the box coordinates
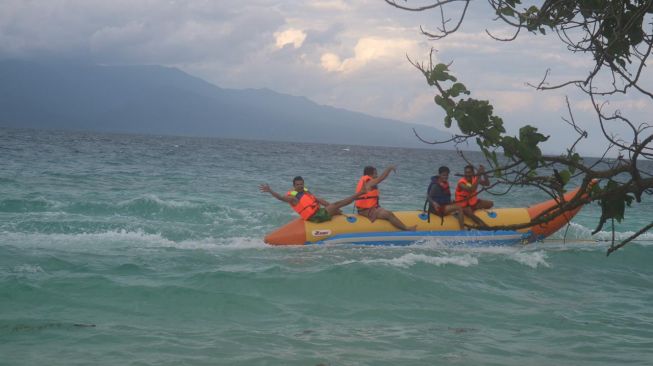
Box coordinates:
[315,197,329,206]
[259,184,297,205]
[478,165,490,186]
[365,165,397,190]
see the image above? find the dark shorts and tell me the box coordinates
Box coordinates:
[429,205,446,216]
[308,207,332,223]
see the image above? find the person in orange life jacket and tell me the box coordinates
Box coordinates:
[427,166,465,230]
[259,176,364,223]
[455,164,493,226]
[355,165,417,231]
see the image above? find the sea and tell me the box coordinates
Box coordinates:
[1,127,652,366]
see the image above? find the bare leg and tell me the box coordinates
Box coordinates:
[376,208,417,231]
[325,191,363,216]
[475,199,494,210]
[462,206,488,228]
[444,204,464,230]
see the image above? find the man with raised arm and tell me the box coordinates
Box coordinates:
[455,164,494,227]
[260,176,362,223]
[355,165,417,231]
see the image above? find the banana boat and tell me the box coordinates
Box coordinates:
[264,184,589,246]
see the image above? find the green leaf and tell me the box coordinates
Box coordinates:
[558,169,571,185]
[431,63,457,82]
[449,82,469,97]
[505,0,520,7]
[597,181,633,223]
[500,6,515,17]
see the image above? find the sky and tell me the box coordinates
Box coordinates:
[1,0,651,157]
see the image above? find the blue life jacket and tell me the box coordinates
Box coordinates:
[427,176,451,207]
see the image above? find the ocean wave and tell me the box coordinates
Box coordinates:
[339,253,479,268]
[0,197,63,212]
[0,195,200,217]
[0,229,172,247]
[550,222,653,242]
[209,206,269,225]
[106,195,211,221]
[0,194,268,230]
[415,242,551,268]
[11,264,45,274]
[1,194,207,215]
[116,194,200,209]
[0,229,267,251]
[509,251,550,268]
[157,236,267,250]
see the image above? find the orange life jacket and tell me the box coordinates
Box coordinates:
[455,176,479,207]
[287,189,319,220]
[355,175,379,209]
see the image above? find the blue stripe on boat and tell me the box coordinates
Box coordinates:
[308,230,532,246]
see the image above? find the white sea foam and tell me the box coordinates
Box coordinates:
[359,253,479,268]
[13,264,44,273]
[415,239,552,268]
[159,236,267,250]
[446,245,521,255]
[510,251,550,268]
[117,194,199,208]
[1,229,172,248]
[591,228,653,242]
[1,195,65,209]
[439,243,551,267]
[551,222,653,242]
[209,205,265,224]
[0,230,267,252]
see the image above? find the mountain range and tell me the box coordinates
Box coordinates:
[0,59,450,148]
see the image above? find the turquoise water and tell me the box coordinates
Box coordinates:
[1,128,652,365]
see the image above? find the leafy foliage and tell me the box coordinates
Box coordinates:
[388,0,653,255]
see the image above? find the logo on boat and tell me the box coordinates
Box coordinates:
[312,229,332,237]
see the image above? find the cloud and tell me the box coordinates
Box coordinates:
[0,0,283,64]
[477,90,536,113]
[274,28,307,49]
[90,22,148,50]
[435,32,501,54]
[0,0,648,156]
[575,97,652,113]
[402,93,443,121]
[309,0,351,11]
[320,37,419,73]
[320,52,342,72]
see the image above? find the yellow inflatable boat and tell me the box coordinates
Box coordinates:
[264,185,590,246]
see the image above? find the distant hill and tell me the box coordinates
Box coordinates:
[0,59,451,148]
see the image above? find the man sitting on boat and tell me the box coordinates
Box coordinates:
[426,166,465,230]
[259,176,362,223]
[355,165,417,231]
[455,164,494,227]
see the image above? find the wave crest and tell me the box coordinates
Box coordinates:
[348,253,479,268]
[551,222,653,242]
[0,229,267,251]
